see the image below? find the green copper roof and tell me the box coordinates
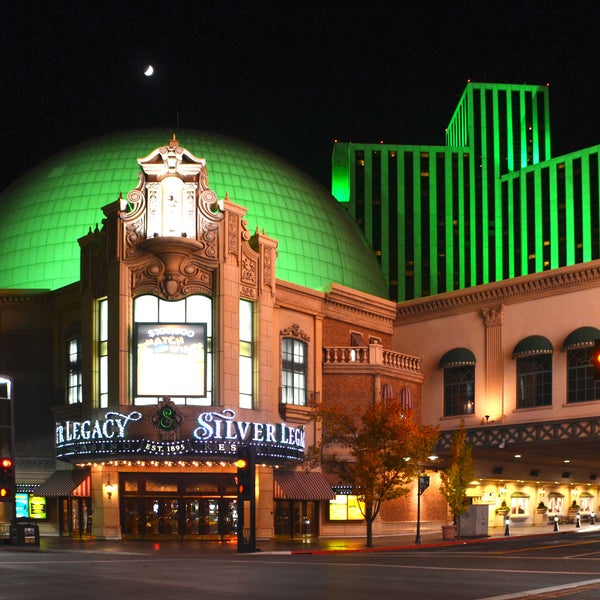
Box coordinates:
[0,129,387,297]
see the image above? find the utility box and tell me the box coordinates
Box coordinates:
[9,521,40,548]
[459,505,489,538]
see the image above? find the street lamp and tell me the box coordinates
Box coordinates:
[415,455,437,544]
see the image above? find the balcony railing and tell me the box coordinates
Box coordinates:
[322,344,421,375]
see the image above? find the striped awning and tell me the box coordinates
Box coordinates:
[273,470,335,501]
[35,468,91,497]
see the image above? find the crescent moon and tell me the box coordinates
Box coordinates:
[144,65,154,77]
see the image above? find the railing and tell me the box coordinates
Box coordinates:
[437,415,600,450]
[322,344,421,374]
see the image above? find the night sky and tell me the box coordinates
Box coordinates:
[1,1,599,193]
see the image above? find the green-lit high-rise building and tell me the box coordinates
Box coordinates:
[332,81,600,301]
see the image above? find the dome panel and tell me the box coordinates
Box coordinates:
[0,129,388,297]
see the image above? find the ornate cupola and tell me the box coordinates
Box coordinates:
[116,135,225,299]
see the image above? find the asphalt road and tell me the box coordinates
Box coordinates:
[2,532,600,599]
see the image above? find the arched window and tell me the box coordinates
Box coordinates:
[563,326,600,403]
[513,336,553,409]
[439,348,476,417]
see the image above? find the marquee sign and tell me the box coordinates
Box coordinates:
[55,407,305,464]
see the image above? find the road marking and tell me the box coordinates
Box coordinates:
[478,578,600,599]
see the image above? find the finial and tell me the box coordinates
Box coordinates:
[170,133,179,147]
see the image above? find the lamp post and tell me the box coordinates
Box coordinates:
[415,461,422,544]
[415,457,434,544]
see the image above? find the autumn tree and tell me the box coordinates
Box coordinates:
[439,421,475,539]
[306,396,439,547]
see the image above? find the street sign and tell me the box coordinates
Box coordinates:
[418,475,430,495]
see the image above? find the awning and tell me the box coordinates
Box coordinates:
[511,491,529,498]
[548,491,564,498]
[562,326,600,350]
[438,347,476,369]
[512,335,553,358]
[35,468,91,497]
[273,470,335,501]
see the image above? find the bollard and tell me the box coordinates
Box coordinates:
[553,516,559,532]
[504,517,510,536]
[576,512,581,528]
[591,512,596,526]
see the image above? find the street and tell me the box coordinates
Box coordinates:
[2,531,600,599]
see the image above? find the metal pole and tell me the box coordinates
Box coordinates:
[415,461,421,544]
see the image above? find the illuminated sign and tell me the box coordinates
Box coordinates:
[135,323,206,397]
[29,496,47,519]
[15,493,29,518]
[56,412,143,444]
[329,494,365,521]
[55,408,305,464]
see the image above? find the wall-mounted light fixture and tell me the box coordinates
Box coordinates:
[104,474,114,501]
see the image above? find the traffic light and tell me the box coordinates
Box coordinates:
[0,457,15,502]
[235,446,254,499]
[591,340,600,380]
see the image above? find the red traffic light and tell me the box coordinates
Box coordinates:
[592,340,600,380]
[0,458,12,470]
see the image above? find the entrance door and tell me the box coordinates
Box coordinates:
[275,500,318,538]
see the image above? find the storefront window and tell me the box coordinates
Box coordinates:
[328,494,364,521]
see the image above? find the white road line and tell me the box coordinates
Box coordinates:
[477,578,600,600]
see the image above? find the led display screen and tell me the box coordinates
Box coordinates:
[135,323,207,397]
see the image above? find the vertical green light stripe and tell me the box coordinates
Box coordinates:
[397,151,406,301]
[532,89,540,164]
[413,157,422,298]
[520,90,528,168]
[520,176,529,274]
[380,152,390,277]
[492,88,503,280]
[331,142,351,203]
[458,156,466,289]
[564,161,575,265]
[363,150,373,245]
[429,156,438,295]
[445,156,454,292]
[549,166,559,268]
[506,177,515,278]
[479,90,489,283]
[534,170,543,271]
[543,89,552,160]
[506,94,515,172]
[581,153,592,261]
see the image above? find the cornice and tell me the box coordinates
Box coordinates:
[396,261,600,324]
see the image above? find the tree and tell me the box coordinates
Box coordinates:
[439,421,475,539]
[306,396,439,547]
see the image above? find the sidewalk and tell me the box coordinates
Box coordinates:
[5,521,594,556]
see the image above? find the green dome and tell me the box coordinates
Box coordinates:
[0,129,388,297]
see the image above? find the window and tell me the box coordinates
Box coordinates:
[516,354,552,408]
[133,295,212,405]
[66,338,82,404]
[281,338,307,406]
[567,347,600,403]
[239,299,254,409]
[443,366,475,416]
[328,494,364,521]
[98,299,108,409]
